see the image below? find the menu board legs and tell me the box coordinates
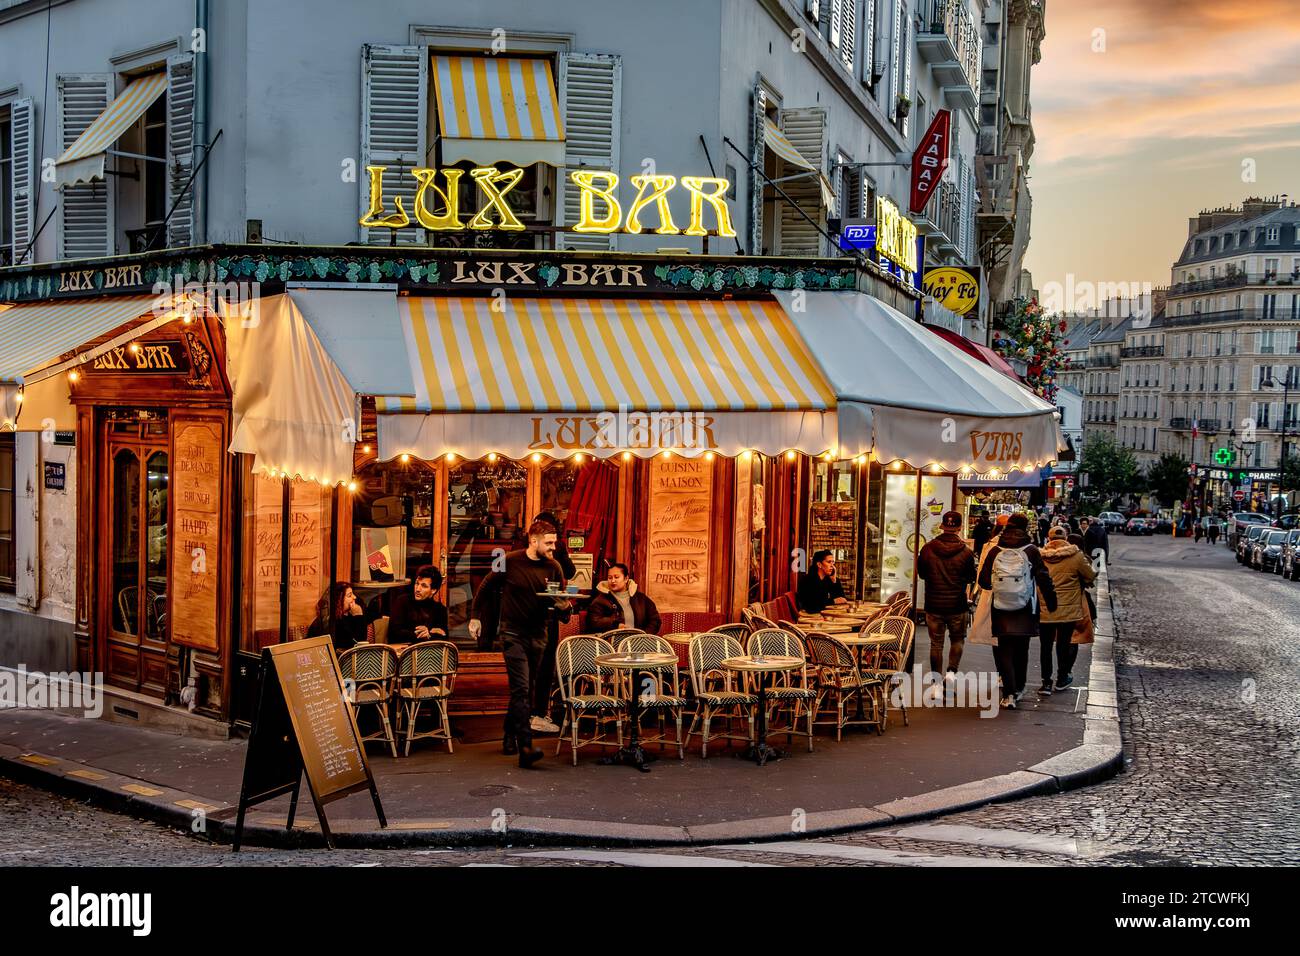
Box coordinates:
[232,638,386,851]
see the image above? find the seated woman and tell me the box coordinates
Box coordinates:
[583,563,661,635]
[308,583,369,654]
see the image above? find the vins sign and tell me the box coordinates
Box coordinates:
[360,165,736,238]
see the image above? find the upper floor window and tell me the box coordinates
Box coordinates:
[1266,226,1280,243]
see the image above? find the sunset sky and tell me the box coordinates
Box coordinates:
[1023,0,1300,298]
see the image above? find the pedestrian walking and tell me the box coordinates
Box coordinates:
[1038,527,1097,694]
[917,510,977,698]
[971,511,994,559]
[528,510,576,736]
[1207,520,1220,545]
[1081,517,1110,566]
[469,519,570,768]
[1194,520,1204,543]
[977,513,1057,709]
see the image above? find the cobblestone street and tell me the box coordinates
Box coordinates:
[3,534,1294,867]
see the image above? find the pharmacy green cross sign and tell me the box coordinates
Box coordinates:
[1215,447,1233,465]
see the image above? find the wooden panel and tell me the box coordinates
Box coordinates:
[644,457,713,611]
[446,651,509,717]
[732,457,751,616]
[106,641,138,687]
[170,419,224,652]
[141,652,169,696]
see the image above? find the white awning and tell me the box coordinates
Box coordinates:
[432,55,565,167]
[54,72,166,189]
[774,291,1062,473]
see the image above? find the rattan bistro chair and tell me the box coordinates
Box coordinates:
[806,631,884,739]
[338,644,399,757]
[395,641,458,756]
[705,623,750,644]
[686,633,756,758]
[555,636,624,765]
[616,634,687,759]
[778,619,808,638]
[598,627,646,646]
[858,616,916,731]
[746,629,817,752]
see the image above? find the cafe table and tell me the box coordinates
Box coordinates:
[593,650,679,772]
[720,654,802,766]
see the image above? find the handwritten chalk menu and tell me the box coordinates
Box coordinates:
[232,636,385,851]
[170,420,223,652]
[646,457,713,611]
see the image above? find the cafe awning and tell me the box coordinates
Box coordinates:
[926,325,1021,383]
[223,290,409,485]
[0,293,195,430]
[54,72,167,189]
[432,55,565,167]
[376,295,839,461]
[774,291,1061,473]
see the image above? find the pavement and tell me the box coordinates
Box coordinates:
[0,568,1122,850]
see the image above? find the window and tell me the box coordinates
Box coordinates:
[1258,365,1273,388]
[142,91,167,227]
[1260,329,1275,354]
[0,109,11,256]
[1265,257,1280,277]
[1266,226,1280,243]
[836,152,861,220]
[985,22,999,44]
[1263,294,1278,320]
[0,433,13,591]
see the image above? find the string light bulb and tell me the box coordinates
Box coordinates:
[622,451,632,461]
[347,481,357,493]
[68,370,79,383]
[574,453,584,464]
[400,453,410,464]
[531,452,542,463]
[362,444,371,454]
[704,451,715,461]
[785,450,796,462]
[487,452,497,463]
[445,453,456,464]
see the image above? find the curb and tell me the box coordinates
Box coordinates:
[0,569,1124,850]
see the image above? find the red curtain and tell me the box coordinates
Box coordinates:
[566,461,619,574]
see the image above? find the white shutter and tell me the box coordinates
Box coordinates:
[776,107,825,257]
[900,4,913,136]
[57,74,113,259]
[829,0,842,47]
[840,0,857,72]
[359,44,426,245]
[806,0,822,22]
[890,0,904,119]
[557,52,621,252]
[9,96,36,264]
[862,0,878,83]
[166,53,195,247]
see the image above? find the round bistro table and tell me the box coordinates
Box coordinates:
[720,655,802,766]
[594,651,679,772]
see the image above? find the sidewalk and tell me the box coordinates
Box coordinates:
[0,575,1122,848]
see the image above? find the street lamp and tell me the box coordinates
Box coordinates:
[1260,373,1293,514]
[1226,426,1258,512]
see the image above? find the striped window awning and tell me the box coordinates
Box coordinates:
[55,72,167,189]
[763,121,836,209]
[392,296,835,413]
[431,55,565,167]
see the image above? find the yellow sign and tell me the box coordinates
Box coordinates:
[923,266,981,315]
[361,166,735,238]
[875,196,918,273]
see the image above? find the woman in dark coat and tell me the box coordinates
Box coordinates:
[977,513,1057,709]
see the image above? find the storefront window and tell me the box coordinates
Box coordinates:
[445,458,529,645]
[144,452,168,641]
[0,434,13,591]
[111,449,142,634]
[244,474,334,651]
[809,460,859,600]
[747,453,768,604]
[351,457,436,612]
[540,457,618,587]
[862,462,885,601]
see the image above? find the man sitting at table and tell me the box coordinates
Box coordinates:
[584,563,661,635]
[797,550,848,614]
[387,565,449,644]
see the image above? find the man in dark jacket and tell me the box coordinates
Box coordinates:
[583,563,661,634]
[917,511,977,689]
[387,566,449,644]
[797,550,848,613]
[971,512,994,558]
[977,512,1057,709]
[1081,517,1110,566]
[529,511,576,734]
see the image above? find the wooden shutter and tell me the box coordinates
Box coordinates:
[861,0,876,83]
[9,97,36,264]
[359,44,426,245]
[829,0,842,48]
[776,107,825,257]
[166,53,196,247]
[57,74,113,259]
[557,52,621,252]
[840,0,857,72]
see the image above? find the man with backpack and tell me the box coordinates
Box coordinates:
[976,512,1057,710]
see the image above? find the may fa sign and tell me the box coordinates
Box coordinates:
[360,165,736,238]
[924,265,981,316]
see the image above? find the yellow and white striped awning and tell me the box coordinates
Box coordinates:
[432,55,565,167]
[393,296,835,413]
[55,72,167,189]
[763,121,836,209]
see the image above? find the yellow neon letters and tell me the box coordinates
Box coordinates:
[468,166,526,230]
[875,196,918,273]
[412,167,464,230]
[680,176,736,238]
[359,165,410,229]
[624,175,679,235]
[571,170,622,234]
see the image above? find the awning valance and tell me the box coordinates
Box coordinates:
[55,72,166,189]
[775,291,1061,473]
[392,296,834,413]
[763,121,836,209]
[432,55,564,167]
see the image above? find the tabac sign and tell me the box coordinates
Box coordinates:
[360,166,737,238]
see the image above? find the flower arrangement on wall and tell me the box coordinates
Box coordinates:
[991,297,1069,402]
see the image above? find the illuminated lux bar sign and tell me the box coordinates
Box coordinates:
[874,196,918,274]
[360,166,737,238]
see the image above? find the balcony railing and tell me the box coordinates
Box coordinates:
[1168,271,1300,296]
[917,0,981,108]
[1120,346,1164,358]
[1161,308,1300,329]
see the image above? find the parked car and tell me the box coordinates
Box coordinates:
[1154,518,1173,535]
[1252,529,1288,572]
[1229,511,1271,549]
[1275,512,1300,531]
[1237,524,1268,563]
[1125,517,1152,536]
[1281,530,1300,581]
[1098,511,1127,533]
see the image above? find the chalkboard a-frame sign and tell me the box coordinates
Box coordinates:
[232,637,386,850]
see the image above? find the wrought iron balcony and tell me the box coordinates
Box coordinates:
[916,0,981,109]
[1120,346,1164,358]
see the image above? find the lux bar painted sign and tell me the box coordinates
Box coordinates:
[360,166,737,237]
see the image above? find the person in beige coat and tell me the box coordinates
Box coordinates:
[1038,526,1097,693]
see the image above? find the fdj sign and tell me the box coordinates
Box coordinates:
[360,166,736,238]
